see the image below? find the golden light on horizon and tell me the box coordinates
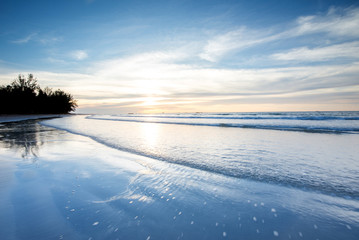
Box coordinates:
[140,97,163,107]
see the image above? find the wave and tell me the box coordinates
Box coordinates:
[40,114,359,199]
[92,111,359,121]
[86,115,359,134]
[41,119,359,199]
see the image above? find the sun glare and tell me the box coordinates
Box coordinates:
[140,122,159,148]
[142,97,159,106]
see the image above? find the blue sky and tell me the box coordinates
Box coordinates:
[1,0,358,113]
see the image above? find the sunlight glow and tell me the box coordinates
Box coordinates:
[141,97,163,107]
[140,122,159,148]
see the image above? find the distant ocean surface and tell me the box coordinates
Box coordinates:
[89,111,359,134]
[43,111,359,199]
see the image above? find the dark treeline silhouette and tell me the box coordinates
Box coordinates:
[0,74,77,114]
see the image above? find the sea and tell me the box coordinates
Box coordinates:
[1,111,359,239]
[44,111,359,198]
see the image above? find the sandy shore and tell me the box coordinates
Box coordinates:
[0,114,67,123]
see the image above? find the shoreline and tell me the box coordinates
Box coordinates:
[0,114,69,123]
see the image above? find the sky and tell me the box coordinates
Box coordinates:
[0,0,359,114]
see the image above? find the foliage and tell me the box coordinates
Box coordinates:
[0,74,77,114]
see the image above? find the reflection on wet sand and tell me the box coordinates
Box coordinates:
[0,120,56,161]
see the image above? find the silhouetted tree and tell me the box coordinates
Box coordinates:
[0,74,77,114]
[11,74,39,92]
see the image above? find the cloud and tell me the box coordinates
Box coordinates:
[11,32,62,45]
[81,51,359,104]
[271,41,359,62]
[70,50,88,60]
[46,57,68,64]
[11,33,38,44]
[199,27,273,62]
[292,6,359,37]
[200,6,359,62]
[1,51,358,113]
[38,36,62,44]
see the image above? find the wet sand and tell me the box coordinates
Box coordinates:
[0,114,65,123]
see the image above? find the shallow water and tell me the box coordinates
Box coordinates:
[0,117,358,239]
[44,114,359,198]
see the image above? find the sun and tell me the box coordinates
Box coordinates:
[142,97,159,106]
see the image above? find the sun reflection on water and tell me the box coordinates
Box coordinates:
[140,122,159,148]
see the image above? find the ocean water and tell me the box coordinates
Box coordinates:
[87,111,359,134]
[0,112,358,239]
[44,112,359,198]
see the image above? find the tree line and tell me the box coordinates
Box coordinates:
[0,74,77,114]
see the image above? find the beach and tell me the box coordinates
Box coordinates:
[2,0,359,238]
[0,113,358,239]
[0,114,66,123]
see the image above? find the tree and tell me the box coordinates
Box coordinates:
[0,74,78,114]
[11,74,39,92]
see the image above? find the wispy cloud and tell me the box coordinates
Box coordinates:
[11,33,38,44]
[1,52,358,113]
[78,51,359,105]
[199,27,274,62]
[200,7,359,62]
[38,36,62,44]
[292,6,359,38]
[11,32,62,45]
[46,57,68,64]
[271,41,359,62]
[70,50,88,60]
